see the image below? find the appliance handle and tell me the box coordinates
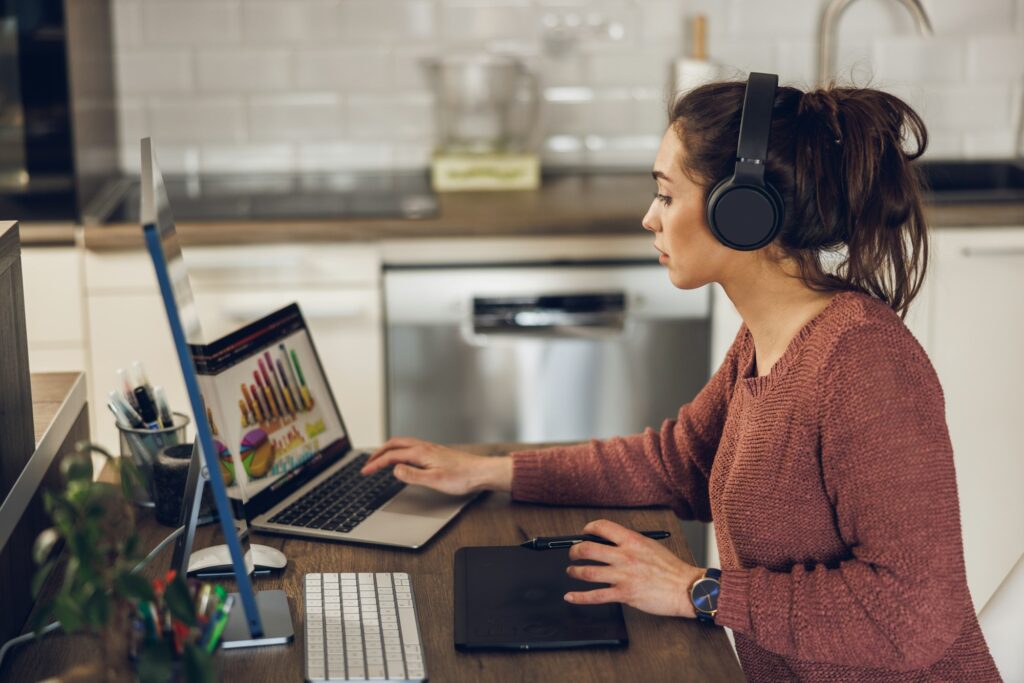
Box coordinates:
[471,292,626,335]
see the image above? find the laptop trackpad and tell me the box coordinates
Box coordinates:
[382,485,463,519]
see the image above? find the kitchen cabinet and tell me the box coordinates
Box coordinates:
[927,227,1024,611]
[20,246,86,373]
[83,243,385,453]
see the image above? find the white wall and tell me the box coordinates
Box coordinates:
[111,0,1024,174]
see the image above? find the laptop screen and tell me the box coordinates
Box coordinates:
[191,304,350,512]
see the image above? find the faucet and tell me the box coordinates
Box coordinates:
[817,0,933,87]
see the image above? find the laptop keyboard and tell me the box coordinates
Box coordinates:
[305,572,426,682]
[268,453,405,533]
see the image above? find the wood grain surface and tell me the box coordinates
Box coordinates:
[3,442,744,682]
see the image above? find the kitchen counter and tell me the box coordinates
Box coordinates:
[15,173,1024,250]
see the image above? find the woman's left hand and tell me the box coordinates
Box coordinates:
[564,519,705,618]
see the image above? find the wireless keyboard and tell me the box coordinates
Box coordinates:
[304,572,427,682]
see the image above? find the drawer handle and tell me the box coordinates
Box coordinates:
[961,246,1024,257]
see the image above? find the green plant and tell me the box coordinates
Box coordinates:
[31,442,215,683]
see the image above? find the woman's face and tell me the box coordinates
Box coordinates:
[642,126,735,290]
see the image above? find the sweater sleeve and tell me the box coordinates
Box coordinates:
[715,322,968,671]
[510,326,747,521]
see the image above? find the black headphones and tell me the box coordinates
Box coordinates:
[706,72,784,251]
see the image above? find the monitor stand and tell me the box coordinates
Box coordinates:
[170,439,294,648]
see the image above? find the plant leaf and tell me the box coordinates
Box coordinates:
[83,589,110,630]
[163,574,198,627]
[183,642,216,683]
[137,640,174,683]
[32,559,56,598]
[75,440,113,461]
[52,596,82,633]
[30,602,55,636]
[60,453,93,483]
[115,571,155,603]
[33,528,61,565]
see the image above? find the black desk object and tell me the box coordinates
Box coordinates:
[454,545,628,651]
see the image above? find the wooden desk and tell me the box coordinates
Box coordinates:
[3,443,743,682]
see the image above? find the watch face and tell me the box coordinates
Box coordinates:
[692,578,720,614]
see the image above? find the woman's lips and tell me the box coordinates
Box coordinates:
[655,246,668,263]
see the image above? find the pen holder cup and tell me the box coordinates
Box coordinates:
[117,412,190,507]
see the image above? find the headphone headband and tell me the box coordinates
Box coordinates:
[734,72,778,181]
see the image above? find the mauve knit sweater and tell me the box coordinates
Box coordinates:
[511,291,1001,682]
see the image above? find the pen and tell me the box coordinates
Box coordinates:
[110,390,145,428]
[520,530,671,550]
[153,385,173,428]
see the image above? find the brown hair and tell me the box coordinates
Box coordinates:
[670,81,929,318]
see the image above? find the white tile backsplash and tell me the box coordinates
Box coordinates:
[240,1,345,45]
[141,1,240,46]
[874,38,966,83]
[148,97,247,144]
[110,0,1024,173]
[196,49,291,93]
[116,50,192,95]
[248,94,344,142]
[966,35,1024,81]
[294,48,394,91]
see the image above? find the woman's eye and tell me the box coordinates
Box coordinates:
[653,192,672,206]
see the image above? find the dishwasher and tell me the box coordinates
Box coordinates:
[384,261,712,562]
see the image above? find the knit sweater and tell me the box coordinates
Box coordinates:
[511,291,1001,682]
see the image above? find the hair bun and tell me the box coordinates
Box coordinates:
[799,90,843,145]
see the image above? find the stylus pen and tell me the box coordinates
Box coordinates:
[521,530,670,550]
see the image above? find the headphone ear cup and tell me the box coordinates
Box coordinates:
[705,177,732,243]
[706,178,784,251]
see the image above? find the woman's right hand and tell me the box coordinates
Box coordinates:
[360,436,512,496]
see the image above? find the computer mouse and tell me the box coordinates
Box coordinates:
[187,543,288,575]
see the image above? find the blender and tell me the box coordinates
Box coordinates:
[422,54,541,191]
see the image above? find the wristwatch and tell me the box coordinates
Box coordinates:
[690,568,721,624]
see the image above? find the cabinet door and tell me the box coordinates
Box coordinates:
[192,287,386,446]
[930,228,1024,611]
[21,246,85,371]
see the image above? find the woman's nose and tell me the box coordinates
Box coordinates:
[641,204,659,233]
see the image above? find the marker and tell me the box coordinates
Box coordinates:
[276,358,298,415]
[244,385,264,421]
[250,382,269,421]
[265,352,291,416]
[239,399,251,427]
[279,345,303,410]
[257,362,282,417]
[133,386,160,429]
[153,385,173,428]
[116,367,137,410]
[110,390,145,428]
[204,594,234,653]
[132,360,155,405]
[290,349,313,410]
[255,371,278,419]
[107,401,130,429]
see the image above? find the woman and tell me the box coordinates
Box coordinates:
[361,75,1001,681]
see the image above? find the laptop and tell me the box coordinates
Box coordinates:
[140,137,477,549]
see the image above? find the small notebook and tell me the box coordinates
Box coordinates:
[454,545,629,651]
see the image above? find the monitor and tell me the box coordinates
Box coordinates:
[140,138,292,647]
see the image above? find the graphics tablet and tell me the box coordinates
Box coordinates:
[454,545,629,651]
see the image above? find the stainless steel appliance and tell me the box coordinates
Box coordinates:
[384,262,711,560]
[421,54,540,154]
[0,0,119,222]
